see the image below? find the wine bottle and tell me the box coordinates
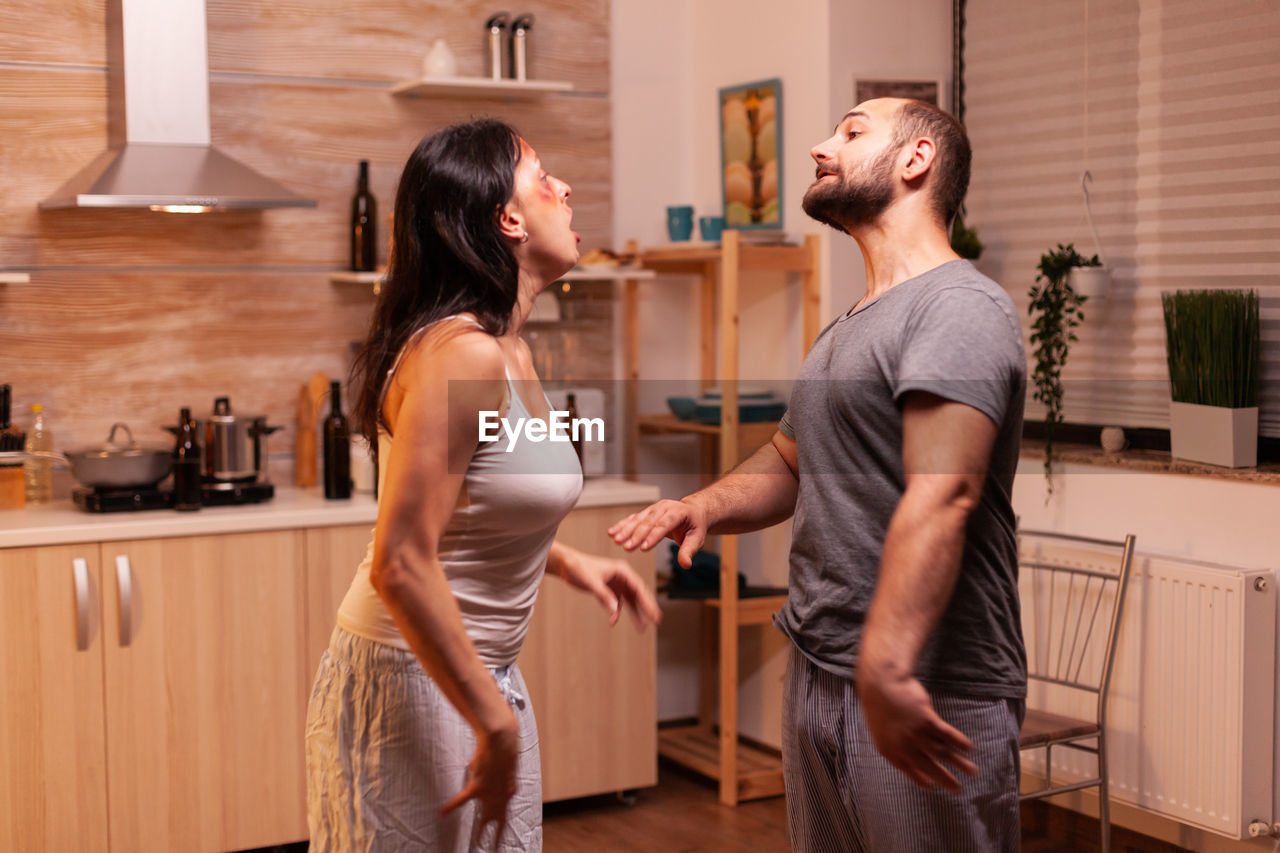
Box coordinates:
[173,407,202,512]
[350,160,378,272]
[565,392,584,463]
[323,381,352,500]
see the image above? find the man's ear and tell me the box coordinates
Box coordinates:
[901,137,937,182]
[495,202,525,241]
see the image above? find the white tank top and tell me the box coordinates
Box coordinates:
[335,315,583,666]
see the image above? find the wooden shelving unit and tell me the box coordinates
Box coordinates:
[389,76,573,100]
[624,229,822,805]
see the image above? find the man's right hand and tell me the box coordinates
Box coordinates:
[608,498,709,568]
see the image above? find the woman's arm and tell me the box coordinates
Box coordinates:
[367,323,518,821]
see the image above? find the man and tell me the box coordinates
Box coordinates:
[609,98,1027,852]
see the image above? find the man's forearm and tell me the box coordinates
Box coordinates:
[859,485,971,679]
[685,439,798,535]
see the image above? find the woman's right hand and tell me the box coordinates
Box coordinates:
[441,711,521,849]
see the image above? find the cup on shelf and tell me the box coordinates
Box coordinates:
[698,215,725,242]
[666,205,694,242]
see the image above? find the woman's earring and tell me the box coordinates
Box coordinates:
[520,232,530,244]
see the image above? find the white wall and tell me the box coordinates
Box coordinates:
[826,0,954,313]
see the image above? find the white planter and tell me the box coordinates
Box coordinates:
[1068,265,1109,300]
[1169,401,1258,468]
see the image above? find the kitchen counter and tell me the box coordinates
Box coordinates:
[0,478,660,549]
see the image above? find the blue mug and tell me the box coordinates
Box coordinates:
[666,205,694,242]
[699,215,725,242]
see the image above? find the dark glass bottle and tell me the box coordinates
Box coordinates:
[324,381,352,499]
[173,407,202,512]
[350,160,378,272]
[565,392,584,463]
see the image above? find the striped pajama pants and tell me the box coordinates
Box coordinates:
[782,645,1024,853]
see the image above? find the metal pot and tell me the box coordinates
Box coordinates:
[201,396,282,484]
[1,422,174,489]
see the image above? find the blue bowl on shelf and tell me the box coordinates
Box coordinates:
[666,392,786,424]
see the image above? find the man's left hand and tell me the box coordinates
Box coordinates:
[856,663,977,792]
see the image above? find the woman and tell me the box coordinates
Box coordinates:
[305,119,661,852]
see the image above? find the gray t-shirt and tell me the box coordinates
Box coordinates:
[777,259,1027,698]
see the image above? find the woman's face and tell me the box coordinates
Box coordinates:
[508,138,579,274]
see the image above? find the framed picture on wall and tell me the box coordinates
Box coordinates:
[853,77,946,109]
[719,78,783,231]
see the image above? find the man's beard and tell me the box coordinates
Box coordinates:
[801,144,899,233]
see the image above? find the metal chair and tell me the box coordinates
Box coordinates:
[1017,529,1137,853]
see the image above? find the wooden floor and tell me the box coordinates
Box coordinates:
[253,762,1192,852]
[542,762,1193,853]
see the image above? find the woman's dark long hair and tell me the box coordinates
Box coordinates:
[350,119,523,445]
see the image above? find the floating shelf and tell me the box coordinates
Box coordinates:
[329,270,384,295]
[390,76,574,100]
[0,272,30,284]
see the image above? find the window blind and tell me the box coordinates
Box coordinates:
[964,0,1280,436]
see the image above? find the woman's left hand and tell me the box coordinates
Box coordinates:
[556,551,663,628]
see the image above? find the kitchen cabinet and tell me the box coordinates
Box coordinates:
[624,229,822,805]
[100,532,309,853]
[519,503,657,802]
[0,545,109,853]
[1,483,656,849]
[0,531,310,853]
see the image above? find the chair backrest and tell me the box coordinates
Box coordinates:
[1017,529,1136,723]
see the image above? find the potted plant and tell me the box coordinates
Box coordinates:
[1028,243,1096,492]
[1162,289,1259,467]
[950,210,984,260]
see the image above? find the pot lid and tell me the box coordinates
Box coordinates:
[73,422,169,457]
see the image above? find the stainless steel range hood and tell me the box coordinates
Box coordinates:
[40,0,316,212]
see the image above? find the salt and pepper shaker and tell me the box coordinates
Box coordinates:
[484,12,510,79]
[509,14,534,81]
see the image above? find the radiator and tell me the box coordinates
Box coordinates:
[1020,546,1276,839]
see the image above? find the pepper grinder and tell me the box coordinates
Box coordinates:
[509,13,534,81]
[484,12,510,79]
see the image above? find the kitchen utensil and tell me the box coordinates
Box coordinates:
[296,383,318,488]
[0,422,174,489]
[202,397,282,484]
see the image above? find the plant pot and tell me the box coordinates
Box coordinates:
[1169,401,1258,468]
[1068,265,1109,300]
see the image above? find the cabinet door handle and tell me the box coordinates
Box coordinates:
[73,558,90,651]
[115,554,134,647]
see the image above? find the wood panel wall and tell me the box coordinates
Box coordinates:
[0,0,612,486]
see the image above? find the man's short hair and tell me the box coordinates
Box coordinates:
[891,101,971,227]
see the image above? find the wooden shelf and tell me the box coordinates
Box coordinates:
[558,265,655,282]
[623,230,822,806]
[390,76,573,100]
[658,725,785,802]
[0,272,30,284]
[641,241,815,272]
[638,413,778,448]
[701,593,788,626]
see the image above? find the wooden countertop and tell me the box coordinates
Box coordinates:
[0,478,660,549]
[1021,439,1280,486]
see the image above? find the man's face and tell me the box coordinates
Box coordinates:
[801,99,905,232]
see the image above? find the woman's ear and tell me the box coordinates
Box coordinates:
[496,202,525,242]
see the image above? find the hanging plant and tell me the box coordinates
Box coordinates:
[1028,243,1097,493]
